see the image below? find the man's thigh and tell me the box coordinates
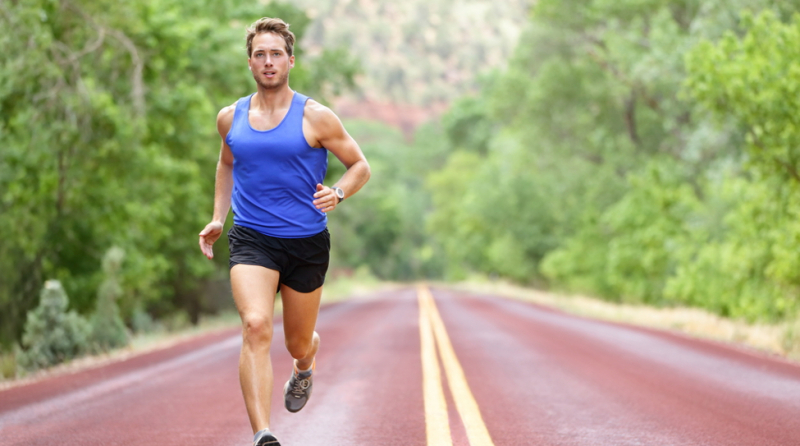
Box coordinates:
[231,264,281,321]
[280,284,322,341]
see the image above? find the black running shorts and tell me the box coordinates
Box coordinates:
[227,224,330,293]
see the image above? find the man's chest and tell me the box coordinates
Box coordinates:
[248,109,288,131]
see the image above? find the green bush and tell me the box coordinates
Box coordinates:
[89,247,129,352]
[16,280,90,372]
[663,175,800,320]
[0,350,16,379]
[131,306,162,334]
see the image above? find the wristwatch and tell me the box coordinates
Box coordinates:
[331,186,345,203]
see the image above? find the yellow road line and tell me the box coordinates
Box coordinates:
[418,285,453,446]
[418,285,496,446]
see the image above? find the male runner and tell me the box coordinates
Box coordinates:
[198,17,370,446]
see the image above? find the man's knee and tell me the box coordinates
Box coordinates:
[285,336,313,359]
[242,314,273,347]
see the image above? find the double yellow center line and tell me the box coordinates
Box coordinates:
[417,285,495,446]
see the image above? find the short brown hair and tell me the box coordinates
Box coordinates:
[246,17,296,57]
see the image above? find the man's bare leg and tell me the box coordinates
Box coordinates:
[281,284,322,371]
[231,264,280,433]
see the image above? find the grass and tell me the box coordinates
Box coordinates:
[319,265,396,303]
[448,278,800,362]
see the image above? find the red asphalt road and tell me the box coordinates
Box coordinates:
[1,287,800,445]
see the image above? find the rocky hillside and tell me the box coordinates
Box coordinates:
[290,0,533,127]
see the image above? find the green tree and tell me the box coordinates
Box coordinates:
[665,9,800,319]
[686,10,800,184]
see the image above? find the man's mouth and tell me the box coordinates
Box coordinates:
[263,71,276,78]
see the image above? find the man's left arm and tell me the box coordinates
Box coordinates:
[308,102,371,213]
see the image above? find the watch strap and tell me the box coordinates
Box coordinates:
[332,186,345,203]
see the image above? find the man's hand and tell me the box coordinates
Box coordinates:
[313,183,338,213]
[199,221,224,259]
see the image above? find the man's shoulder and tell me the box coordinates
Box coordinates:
[302,98,339,127]
[217,101,239,125]
[216,100,239,136]
[218,100,239,118]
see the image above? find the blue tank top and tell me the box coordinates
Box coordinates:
[227,92,328,238]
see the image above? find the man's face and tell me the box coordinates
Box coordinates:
[248,32,295,90]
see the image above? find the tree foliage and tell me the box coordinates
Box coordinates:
[687,10,800,183]
[417,1,800,320]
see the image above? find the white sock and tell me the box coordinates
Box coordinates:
[296,359,314,375]
[254,428,272,442]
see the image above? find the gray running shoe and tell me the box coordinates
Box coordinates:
[284,362,314,413]
[253,429,280,446]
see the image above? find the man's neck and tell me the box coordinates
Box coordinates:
[251,84,293,112]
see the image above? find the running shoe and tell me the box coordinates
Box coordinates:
[284,360,314,413]
[253,429,280,446]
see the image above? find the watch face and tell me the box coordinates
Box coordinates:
[335,188,344,199]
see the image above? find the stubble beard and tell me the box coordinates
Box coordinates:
[254,70,289,91]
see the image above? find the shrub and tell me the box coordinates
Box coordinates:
[0,350,16,379]
[89,247,129,352]
[16,280,90,372]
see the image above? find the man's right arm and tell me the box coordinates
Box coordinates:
[198,105,236,259]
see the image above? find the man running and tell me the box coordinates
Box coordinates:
[198,17,370,446]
